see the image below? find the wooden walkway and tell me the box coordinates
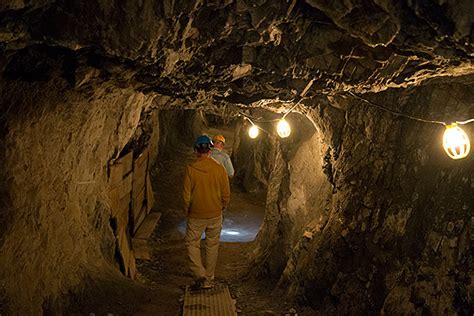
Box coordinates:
[183,284,237,316]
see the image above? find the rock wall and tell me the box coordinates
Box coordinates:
[243,77,474,314]
[155,110,209,160]
[232,121,276,194]
[231,110,334,275]
[0,61,154,313]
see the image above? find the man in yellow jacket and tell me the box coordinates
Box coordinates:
[183,135,230,290]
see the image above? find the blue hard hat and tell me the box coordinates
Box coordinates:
[194,135,214,148]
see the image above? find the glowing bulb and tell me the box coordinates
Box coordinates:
[443,123,470,159]
[248,125,259,139]
[277,119,291,138]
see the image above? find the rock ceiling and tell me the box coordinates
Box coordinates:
[1,0,473,107]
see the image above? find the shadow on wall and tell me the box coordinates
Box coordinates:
[158,110,208,155]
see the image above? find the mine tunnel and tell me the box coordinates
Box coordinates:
[0,1,473,315]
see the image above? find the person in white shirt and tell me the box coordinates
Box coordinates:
[210,134,234,178]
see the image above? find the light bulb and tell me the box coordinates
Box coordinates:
[248,125,259,139]
[443,123,470,159]
[277,119,291,138]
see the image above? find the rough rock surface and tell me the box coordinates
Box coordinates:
[237,77,474,314]
[0,51,154,313]
[0,0,473,314]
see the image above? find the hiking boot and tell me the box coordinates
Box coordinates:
[202,279,214,289]
[190,277,206,291]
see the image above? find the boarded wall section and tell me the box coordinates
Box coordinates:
[107,145,157,279]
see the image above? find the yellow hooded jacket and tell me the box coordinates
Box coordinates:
[183,156,230,219]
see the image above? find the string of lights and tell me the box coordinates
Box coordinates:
[233,79,314,139]
[237,90,474,160]
[347,91,473,160]
[238,106,293,139]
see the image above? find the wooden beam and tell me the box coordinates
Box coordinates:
[146,174,155,214]
[134,212,162,239]
[132,238,151,260]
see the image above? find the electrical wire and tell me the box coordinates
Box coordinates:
[456,118,474,125]
[243,116,255,125]
[242,116,272,135]
[348,92,447,126]
[238,111,281,123]
[237,91,474,129]
[282,97,305,119]
[237,96,309,123]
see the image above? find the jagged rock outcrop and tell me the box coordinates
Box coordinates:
[1,0,473,103]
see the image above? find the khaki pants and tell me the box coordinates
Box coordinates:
[185,215,222,281]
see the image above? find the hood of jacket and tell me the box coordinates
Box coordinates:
[189,156,218,174]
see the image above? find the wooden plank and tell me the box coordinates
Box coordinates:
[132,162,147,197]
[115,205,129,238]
[183,284,237,316]
[109,163,123,185]
[108,151,134,185]
[134,212,161,239]
[119,173,133,199]
[133,205,147,234]
[109,173,132,218]
[118,194,131,217]
[132,148,149,196]
[132,186,146,221]
[118,228,131,277]
[134,148,149,169]
[146,174,155,214]
[128,250,137,280]
[110,191,131,218]
[132,238,151,260]
[120,151,134,176]
[108,190,120,217]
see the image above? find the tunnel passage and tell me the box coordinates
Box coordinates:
[0,52,473,315]
[1,0,474,314]
[147,109,268,243]
[154,108,331,246]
